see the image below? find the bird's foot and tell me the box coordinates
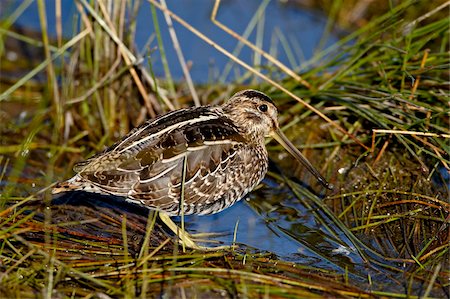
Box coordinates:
[158,213,237,251]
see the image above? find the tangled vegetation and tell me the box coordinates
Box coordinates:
[0,0,448,297]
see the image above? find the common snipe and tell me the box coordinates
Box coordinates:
[53,90,332,216]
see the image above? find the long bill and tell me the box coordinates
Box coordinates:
[271,128,333,190]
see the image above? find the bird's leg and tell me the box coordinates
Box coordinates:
[158,212,236,251]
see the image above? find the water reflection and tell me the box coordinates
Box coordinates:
[184,177,364,271]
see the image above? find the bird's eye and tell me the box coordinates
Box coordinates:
[258,104,268,112]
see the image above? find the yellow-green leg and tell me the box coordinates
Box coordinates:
[158,212,236,251]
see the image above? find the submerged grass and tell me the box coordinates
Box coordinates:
[0,0,449,298]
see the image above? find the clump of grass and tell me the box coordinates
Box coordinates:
[0,0,448,298]
[292,0,449,31]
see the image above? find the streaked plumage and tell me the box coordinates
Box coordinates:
[53,90,331,216]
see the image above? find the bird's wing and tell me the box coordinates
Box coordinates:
[73,106,214,172]
[129,138,249,215]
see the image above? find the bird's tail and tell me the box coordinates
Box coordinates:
[52,175,112,197]
[52,175,85,194]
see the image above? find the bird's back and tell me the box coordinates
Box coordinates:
[53,105,269,215]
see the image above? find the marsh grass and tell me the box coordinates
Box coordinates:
[0,0,449,297]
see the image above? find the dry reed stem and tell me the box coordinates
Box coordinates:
[402,1,450,33]
[373,139,390,166]
[160,0,200,107]
[55,0,62,47]
[378,200,441,210]
[372,130,450,139]
[211,0,312,89]
[409,49,429,99]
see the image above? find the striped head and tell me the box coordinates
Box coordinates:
[222,90,279,140]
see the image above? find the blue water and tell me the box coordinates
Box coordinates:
[2,0,336,83]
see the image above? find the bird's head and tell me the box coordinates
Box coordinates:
[223,89,333,190]
[223,89,279,138]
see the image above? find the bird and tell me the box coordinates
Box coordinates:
[53,89,332,217]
